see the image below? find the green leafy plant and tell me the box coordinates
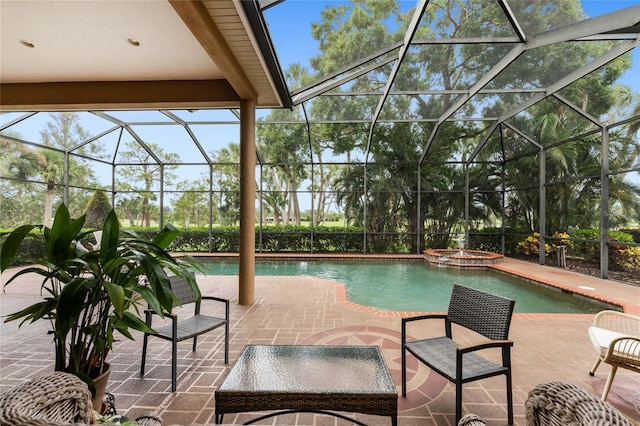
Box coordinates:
[517,232,551,257]
[0,203,201,393]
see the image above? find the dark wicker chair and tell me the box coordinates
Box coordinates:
[402,284,516,425]
[140,272,230,392]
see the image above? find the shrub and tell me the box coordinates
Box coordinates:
[571,229,637,271]
[620,228,640,243]
[517,232,551,257]
[84,190,112,229]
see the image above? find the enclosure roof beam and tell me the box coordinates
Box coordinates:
[552,93,603,128]
[160,110,213,165]
[498,0,526,43]
[421,6,640,165]
[90,111,163,165]
[418,43,526,164]
[123,126,163,165]
[258,0,284,11]
[502,122,542,150]
[532,5,640,49]
[291,54,397,105]
[366,0,430,161]
[320,88,546,96]
[291,43,401,97]
[467,37,639,163]
[0,112,38,133]
[71,126,122,156]
[412,37,521,44]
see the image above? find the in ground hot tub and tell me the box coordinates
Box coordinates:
[423,249,504,267]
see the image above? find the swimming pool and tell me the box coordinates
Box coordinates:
[200,258,614,313]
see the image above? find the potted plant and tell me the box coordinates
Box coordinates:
[0,203,201,410]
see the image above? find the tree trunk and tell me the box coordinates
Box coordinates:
[44,181,55,227]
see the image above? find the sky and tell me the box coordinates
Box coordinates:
[1,0,639,191]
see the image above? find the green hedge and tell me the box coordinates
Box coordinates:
[4,225,636,268]
[570,229,635,267]
[467,228,528,255]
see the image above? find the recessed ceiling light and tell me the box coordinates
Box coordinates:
[20,40,35,48]
[127,38,140,47]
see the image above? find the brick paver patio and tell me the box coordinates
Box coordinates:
[1,257,639,425]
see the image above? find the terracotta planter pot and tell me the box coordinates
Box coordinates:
[91,363,111,413]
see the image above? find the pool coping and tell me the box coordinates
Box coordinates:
[184,252,640,316]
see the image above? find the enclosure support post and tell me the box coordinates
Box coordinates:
[600,127,610,279]
[159,165,164,229]
[209,167,213,253]
[539,147,546,265]
[363,165,368,254]
[416,163,421,254]
[258,163,263,253]
[63,151,69,207]
[464,163,469,249]
[239,99,256,305]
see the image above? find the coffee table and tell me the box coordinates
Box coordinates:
[214,345,398,425]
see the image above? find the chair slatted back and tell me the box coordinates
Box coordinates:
[447,284,515,340]
[168,273,198,306]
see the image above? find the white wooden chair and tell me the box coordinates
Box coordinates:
[588,310,640,400]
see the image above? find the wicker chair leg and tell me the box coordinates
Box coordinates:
[456,380,463,425]
[171,339,178,392]
[141,333,148,375]
[601,365,618,401]
[589,356,602,376]
[401,347,407,397]
[506,373,513,424]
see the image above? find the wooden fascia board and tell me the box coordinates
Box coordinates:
[169,0,258,101]
[0,80,241,111]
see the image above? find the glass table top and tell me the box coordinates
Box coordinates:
[218,345,396,394]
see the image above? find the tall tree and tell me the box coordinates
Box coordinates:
[211,144,241,226]
[115,141,178,227]
[310,0,635,250]
[173,176,212,227]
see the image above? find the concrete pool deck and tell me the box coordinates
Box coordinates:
[1,256,639,425]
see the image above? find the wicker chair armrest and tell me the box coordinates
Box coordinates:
[457,339,513,353]
[604,336,640,359]
[402,313,447,324]
[201,295,230,305]
[457,414,487,426]
[135,412,164,426]
[144,309,177,319]
[402,314,448,343]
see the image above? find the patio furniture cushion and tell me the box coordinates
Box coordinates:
[589,326,640,357]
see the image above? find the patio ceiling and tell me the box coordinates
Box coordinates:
[0,0,290,110]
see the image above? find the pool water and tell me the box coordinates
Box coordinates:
[200,258,613,313]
